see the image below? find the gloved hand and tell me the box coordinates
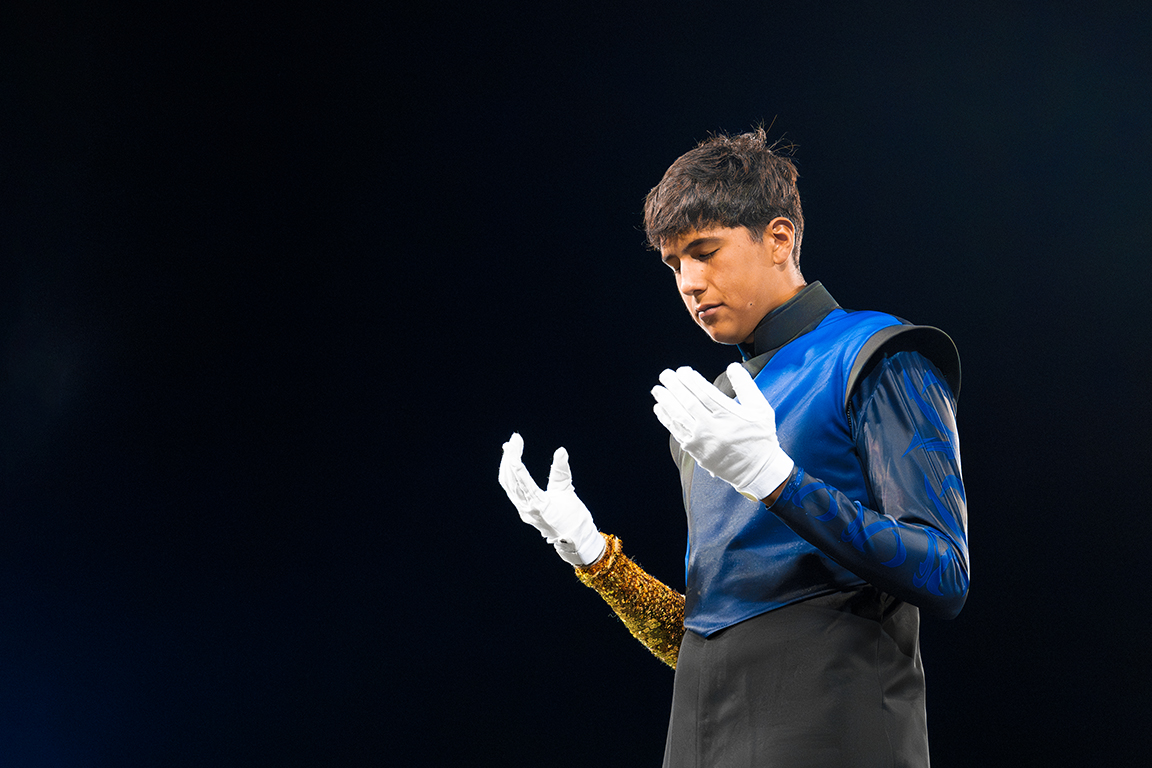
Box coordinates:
[498,432,606,566]
[651,362,795,501]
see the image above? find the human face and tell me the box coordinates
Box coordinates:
[660,223,801,345]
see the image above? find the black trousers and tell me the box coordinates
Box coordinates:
[663,589,929,768]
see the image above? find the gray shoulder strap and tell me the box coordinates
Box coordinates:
[843,324,961,412]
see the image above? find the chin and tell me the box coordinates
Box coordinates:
[696,317,747,345]
[704,329,743,345]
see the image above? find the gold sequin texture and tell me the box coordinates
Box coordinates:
[574,533,685,668]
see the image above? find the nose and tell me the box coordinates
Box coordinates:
[678,260,706,295]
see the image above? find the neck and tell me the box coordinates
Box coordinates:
[737,282,839,360]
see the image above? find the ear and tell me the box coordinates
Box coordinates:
[765,217,795,266]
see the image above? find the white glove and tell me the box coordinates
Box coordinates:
[498,432,607,566]
[651,363,794,501]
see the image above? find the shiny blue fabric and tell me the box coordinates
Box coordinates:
[680,304,970,637]
[683,308,902,635]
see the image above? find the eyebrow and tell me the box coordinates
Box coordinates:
[681,237,717,251]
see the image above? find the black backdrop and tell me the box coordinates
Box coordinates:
[3,2,1150,765]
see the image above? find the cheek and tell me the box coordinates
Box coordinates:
[736,288,760,311]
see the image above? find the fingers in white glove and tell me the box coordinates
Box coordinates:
[546,447,574,494]
[544,445,605,566]
[724,362,771,415]
[498,432,560,539]
[651,366,742,439]
[667,364,764,416]
[651,386,695,445]
[498,432,531,498]
[667,365,728,410]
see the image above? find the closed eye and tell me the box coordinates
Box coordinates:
[663,247,718,275]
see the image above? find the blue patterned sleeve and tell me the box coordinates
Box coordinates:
[769,350,970,619]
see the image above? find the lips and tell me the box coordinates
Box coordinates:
[696,303,722,321]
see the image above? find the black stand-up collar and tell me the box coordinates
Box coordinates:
[736,281,840,361]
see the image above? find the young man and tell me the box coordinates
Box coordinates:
[498,128,969,767]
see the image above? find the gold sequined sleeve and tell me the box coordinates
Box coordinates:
[574,533,685,668]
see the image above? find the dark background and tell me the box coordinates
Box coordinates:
[3,2,1150,765]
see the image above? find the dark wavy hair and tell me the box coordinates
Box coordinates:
[643,127,804,264]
